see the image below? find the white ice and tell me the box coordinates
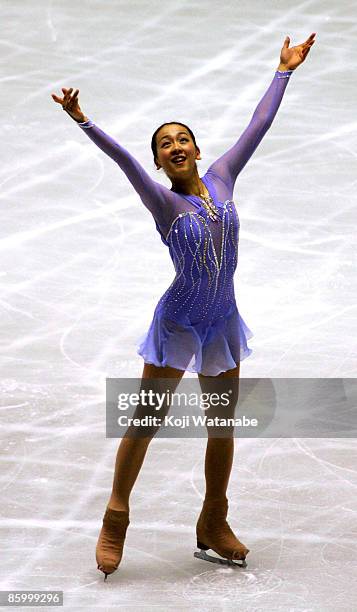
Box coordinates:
[0,0,356,610]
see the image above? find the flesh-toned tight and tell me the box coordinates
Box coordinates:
[108,361,240,512]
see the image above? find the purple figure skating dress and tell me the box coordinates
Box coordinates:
[78,70,293,375]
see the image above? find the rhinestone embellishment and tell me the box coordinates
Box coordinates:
[199,194,219,221]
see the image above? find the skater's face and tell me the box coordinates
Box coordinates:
[154,123,201,180]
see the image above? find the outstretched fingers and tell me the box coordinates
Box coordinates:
[303,33,316,47]
[300,33,316,58]
[61,88,79,110]
[51,88,71,106]
[51,93,63,104]
[302,40,315,56]
[62,87,72,106]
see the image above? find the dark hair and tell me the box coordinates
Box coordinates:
[151,122,198,163]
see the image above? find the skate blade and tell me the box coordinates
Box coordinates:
[194,549,247,568]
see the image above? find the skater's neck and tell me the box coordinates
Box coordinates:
[170,169,207,197]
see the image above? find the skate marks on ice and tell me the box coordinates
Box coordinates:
[183,561,355,611]
[183,567,289,609]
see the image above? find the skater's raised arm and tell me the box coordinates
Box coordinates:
[207,33,316,191]
[51,88,172,229]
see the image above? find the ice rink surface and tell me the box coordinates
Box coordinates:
[1,0,356,609]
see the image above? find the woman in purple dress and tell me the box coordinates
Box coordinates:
[52,32,316,579]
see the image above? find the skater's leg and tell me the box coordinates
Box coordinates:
[198,362,239,503]
[108,362,185,512]
[96,362,185,578]
[203,437,234,502]
[195,363,249,563]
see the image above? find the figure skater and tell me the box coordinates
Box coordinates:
[52,32,316,579]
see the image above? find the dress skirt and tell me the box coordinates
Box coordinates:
[136,302,253,376]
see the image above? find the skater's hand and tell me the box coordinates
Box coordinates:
[51,87,87,123]
[278,33,316,70]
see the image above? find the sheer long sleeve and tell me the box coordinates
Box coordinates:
[77,119,172,229]
[206,70,293,191]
